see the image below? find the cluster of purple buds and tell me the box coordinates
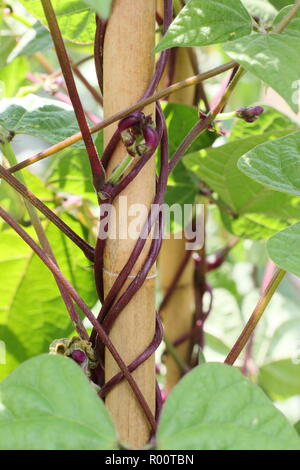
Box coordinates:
[118,112,159,157]
[71,349,88,365]
[236,106,264,123]
[199,111,227,136]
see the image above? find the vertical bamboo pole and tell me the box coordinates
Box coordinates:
[103,0,156,448]
[157,0,197,393]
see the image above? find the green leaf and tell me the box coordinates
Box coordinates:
[8,21,53,61]
[273,5,300,38]
[241,0,278,23]
[163,102,216,157]
[221,211,291,240]
[183,130,299,217]
[229,106,296,142]
[157,363,300,450]
[0,35,16,68]
[238,131,300,196]
[295,420,300,436]
[267,222,300,277]
[259,359,300,401]
[0,212,97,379]
[269,0,295,10]
[0,355,117,450]
[223,33,300,113]
[155,0,252,52]
[46,148,96,200]
[46,130,103,200]
[19,0,95,44]
[0,94,86,147]
[81,0,113,20]
[0,57,29,97]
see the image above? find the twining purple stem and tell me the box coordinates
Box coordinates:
[0,205,156,434]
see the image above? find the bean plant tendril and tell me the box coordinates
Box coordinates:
[1,0,300,451]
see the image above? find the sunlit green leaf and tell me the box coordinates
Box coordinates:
[238,131,300,196]
[184,130,299,217]
[0,211,97,379]
[224,33,300,112]
[19,0,95,44]
[155,0,252,52]
[0,57,29,98]
[0,94,86,147]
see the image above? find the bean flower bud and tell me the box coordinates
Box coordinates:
[71,349,87,364]
[118,112,145,133]
[236,106,264,123]
[141,125,159,155]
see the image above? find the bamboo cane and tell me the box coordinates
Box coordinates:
[157,0,197,392]
[102,0,156,448]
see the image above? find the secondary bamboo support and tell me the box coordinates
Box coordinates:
[157,0,197,391]
[102,0,156,448]
[160,235,195,391]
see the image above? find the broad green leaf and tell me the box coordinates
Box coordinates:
[259,360,300,401]
[223,33,300,112]
[238,131,300,196]
[0,94,86,148]
[8,21,53,61]
[0,355,117,450]
[19,0,95,44]
[267,222,300,277]
[46,130,103,200]
[270,0,296,10]
[0,170,51,223]
[295,420,300,435]
[46,148,96,200]
[241,0,278,23]
[155,0,252,52]
[273,5,300,38]
[0,212,97,379]
[183,130,299,218]
[157,363,300,450]
[229,106,295,142]
[0,57,29,97]
[81,0,113,20]
[221,211,291,240]
[163,102,216,157]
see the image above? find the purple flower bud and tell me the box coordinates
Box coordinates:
[236,106,264,123]
[118,112,145,133]
[71,349,87,364]
[142,125,159,154]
